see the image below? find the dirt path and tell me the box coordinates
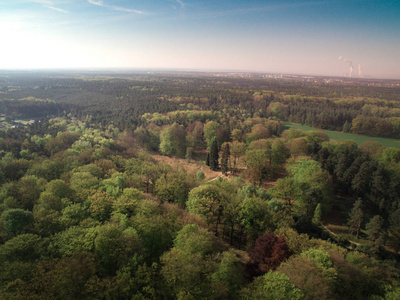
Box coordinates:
[321,223,361,246]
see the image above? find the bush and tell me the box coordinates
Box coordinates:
[196,170,205,180]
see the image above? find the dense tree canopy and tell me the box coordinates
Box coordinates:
[0,72,400,299]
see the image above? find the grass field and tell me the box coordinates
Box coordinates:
[285,123,400,148]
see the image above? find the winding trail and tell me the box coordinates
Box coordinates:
[321,223,362,247]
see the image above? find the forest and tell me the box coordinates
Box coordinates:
[0,71,400,299]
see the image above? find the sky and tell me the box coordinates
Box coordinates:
[0,0,399,79]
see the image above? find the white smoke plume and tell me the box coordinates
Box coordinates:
[338,56,354,77]
[358,64,363,77]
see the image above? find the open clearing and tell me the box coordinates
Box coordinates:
[285,122,400,148]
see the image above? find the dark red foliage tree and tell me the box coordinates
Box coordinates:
[247,232,291,277]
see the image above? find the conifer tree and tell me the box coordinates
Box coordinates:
[347,198,364,239]
[210,140,219,171]
[342,120,351,133]
[221,143,230,176]
[312,203,322,225]
[366,215,384,242]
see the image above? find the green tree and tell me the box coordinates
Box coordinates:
[231,128,243,142]
[161,224,216,299]
[245,149,270,185]
[312,203,322,225]
[27,159,64,181]
[70,171,99,191]
[300,248,337,280]
[0,234,43,262]
[342,120,351,133]
[347,198,364,239]
[155,170,188,206]
[210,140,219,171]
[45,179,74,200]
[389,208,400,253]
[237,196,272,244]
[211,250,244,298]
[286,157,331,219]
[230,141,246,174]
[268,102,287,120]
[382,283,400,300]
[215,126,231,148]
[88,190,114,222]
[51,225,98,256]
[187,120,204,148]
[220,143,230,175]
[239,271,303,300]
[380,147,400,164]
[6,253,97,299]
[274,227,310,254]
[187,184,226,235]
[159,123,187,157]
[1,159,30,182]
[12,175,45,211]
[270,177,295,210]
[277,255,336,300]
[94,223,140,276]
[271,139,290,166]
[112,188,142,216]
[33,206,63,236]
[366,215,384,242]
[1,209,34,238]
[132,207,176,263]
[366,215,386,252]
[173,224,214,255]
[44,131,80,156]
[204,121,220,149]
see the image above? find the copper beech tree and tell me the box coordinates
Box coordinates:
[246,232,291,277]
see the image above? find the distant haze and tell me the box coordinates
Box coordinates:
[1,0,400,79]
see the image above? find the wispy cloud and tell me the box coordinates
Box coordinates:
[190,1,332,19]
[111,6,143,14]
[42,5,68,13]
[176,0,185,9]
[28,0,69,13]
[87,0,144,14]
[87,0,102,6]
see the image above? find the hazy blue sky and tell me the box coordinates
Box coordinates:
[1,0,399,78]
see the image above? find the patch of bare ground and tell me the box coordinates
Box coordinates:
[150,152,222,180]
[150,150,286,189]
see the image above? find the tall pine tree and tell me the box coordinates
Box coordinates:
[210,140,219,171]
[221,143,230,175]
[347,198,364,239]
[312,203,322,225]
[206,152,210,166]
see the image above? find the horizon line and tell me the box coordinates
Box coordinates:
[0,68,399,81]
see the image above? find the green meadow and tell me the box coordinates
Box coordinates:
[285,123,400,148]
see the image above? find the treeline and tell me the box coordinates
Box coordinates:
[0,99,64,120]
[1,72,400,137]
[270,97,400,137]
